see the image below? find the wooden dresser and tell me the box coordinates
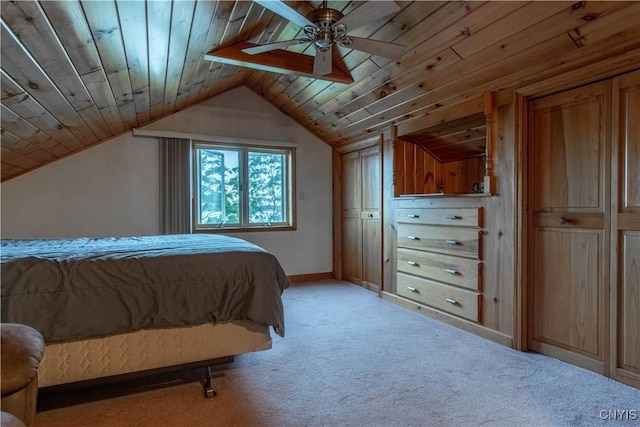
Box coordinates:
[394,202,483,323]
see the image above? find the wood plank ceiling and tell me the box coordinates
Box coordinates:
[2,1,639,182]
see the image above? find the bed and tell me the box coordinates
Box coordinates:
[0,234,290,395]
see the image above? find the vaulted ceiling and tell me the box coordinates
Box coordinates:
[2,1,639,182]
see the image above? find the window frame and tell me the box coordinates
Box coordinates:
[192,140,296,232]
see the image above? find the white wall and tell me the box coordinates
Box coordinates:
[0,134,159,238]
[0,86,333,275]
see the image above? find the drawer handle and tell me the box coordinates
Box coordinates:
[407,214,420,218]
[407,261,418,266]
[445,240,459,245]
[445,268,458,275]
[445,298,458,305]
[446,214,460,220]
[407,236,419,240]
[407,286,419,293]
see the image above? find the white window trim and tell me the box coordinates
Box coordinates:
[192,140,296,232]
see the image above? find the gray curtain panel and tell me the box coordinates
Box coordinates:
[159,138,191,234]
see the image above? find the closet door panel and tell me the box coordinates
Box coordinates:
[531,88,606,212]
[342,218,363,283]
[342,151,362,282]
[620,233,640,375]
[532,228,602,358]
[361,147,381,288]
[528,80,610,374]
[619,75,640,211]
[612,70,640,387]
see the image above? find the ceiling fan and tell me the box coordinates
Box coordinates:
[243,0,406,77]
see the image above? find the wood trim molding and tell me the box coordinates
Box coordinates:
[381,291,513,348]
[288,272,334,283]
[516,48,640,98]
[332,149,342,281]
[483,91,497,195]
[513,91,527,352]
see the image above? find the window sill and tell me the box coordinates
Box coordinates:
[194,225,296,233]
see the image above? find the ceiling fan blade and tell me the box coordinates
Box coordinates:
[254,0,315,29]
[336,1,401,32]
[242,39,310,55]
[347,36,405,59]
[313,48,332,76]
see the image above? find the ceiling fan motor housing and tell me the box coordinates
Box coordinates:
[304,8,349,52]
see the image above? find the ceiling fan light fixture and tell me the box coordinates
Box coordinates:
[303,25,320,38]
[333,24,347,38]
[315,28,334,50]
[337,37,352,48]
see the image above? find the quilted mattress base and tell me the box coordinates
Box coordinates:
[38,320,272,388]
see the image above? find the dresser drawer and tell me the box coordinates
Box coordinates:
[396,207,481,227]
[397,273,480,322]
[397,224,480,259]
[397,247,481,291]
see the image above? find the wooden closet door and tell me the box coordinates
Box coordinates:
[361,146,381,290]
[341,150,363,284]
[340,146,381,290]
[528,80,611,374]
[611,70,640,388]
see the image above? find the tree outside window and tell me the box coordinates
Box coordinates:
[194,142,294,230]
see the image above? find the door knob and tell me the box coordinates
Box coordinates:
[559,216,572,225]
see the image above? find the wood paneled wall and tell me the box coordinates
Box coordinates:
[393,139,485,195]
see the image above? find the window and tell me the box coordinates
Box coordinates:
[194,142,295,231]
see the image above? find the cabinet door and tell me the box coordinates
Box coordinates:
[612,70,640,388]
[528,80,610,374]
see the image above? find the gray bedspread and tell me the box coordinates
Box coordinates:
[1,234,289,342]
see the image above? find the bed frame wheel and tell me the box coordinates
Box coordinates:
[204,386,217,398]
[204,365,217,398]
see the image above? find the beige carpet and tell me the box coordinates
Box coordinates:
[36,280,639,427]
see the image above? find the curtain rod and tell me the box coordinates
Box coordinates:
[131,128,298,148]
